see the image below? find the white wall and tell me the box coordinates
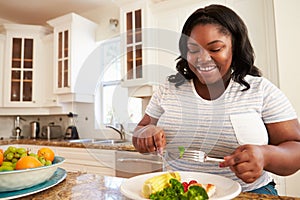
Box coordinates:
[273,0,300,197]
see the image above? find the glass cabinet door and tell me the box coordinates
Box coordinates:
[126,9,142,81]
[10,38,33,102]
[57,30,69,89]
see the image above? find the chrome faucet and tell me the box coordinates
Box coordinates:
[106,123,125,140]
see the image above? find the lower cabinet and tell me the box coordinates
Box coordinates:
[115,151,162,178]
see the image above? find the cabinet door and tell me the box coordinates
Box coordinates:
[57,30,70,89]
[10,38,34,102]
[125,9,143,82]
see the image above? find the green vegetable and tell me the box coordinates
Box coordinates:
[178,146,185,158]
[149,178,208,200]
[187,185,209,200]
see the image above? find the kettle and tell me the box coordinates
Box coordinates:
[30,121,40,139]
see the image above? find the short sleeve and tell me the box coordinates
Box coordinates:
[145,83,168,119]
[262,78,297,123]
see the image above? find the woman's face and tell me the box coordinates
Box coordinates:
[186,23,232,85]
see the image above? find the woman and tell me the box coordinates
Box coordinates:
[132,4,300,194]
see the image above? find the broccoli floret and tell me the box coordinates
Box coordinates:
[149,179,208,200]
[187,185,209,200]
[169,178,184,194]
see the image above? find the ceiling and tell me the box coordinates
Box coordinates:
[0,0,114,25]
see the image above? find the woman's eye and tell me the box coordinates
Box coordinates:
[210,48,221,52]
[188,49,200,54]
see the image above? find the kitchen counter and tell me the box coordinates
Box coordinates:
[15,171,299,200]
[0,138,136,151]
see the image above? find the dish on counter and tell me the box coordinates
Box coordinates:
[0,167,66,200]
[120,171,241,200]
[0,156,65,192]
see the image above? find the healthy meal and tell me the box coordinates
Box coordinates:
[0,146,55,171]
[142,172,216,199]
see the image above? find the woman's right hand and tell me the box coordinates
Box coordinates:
[132,124,166,153]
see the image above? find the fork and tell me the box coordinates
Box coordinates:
[182,149,224,163]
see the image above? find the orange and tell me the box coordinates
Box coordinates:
[15,156,43,170]
[0,151,3,165]
[37,147,55,162]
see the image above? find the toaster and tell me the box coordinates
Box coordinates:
[40,125,63,139]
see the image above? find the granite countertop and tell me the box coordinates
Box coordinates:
[14,171,298,200]
[0,138,136,151]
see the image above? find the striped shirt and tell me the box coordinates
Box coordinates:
[145,75,297,192]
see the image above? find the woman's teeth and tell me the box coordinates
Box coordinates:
[196,65,217,71]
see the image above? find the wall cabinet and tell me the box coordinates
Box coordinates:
[47,13,98,102]
[2,24,51,108]
[118,0,157,92]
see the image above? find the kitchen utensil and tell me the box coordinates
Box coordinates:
[156,150,173,172]
[64,126,79,139]
[40,124,63,139]
[30,121,40,139]
[64,112,79,139]
[181,149,224,163]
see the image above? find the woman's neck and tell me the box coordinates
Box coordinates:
[193,73,231,100]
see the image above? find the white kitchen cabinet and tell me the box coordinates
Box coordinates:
[1,24,51,107]
[117,0,158,92]
[0,34,5,107]
[47,13,98,102]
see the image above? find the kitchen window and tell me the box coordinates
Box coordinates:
[96,37,142,128]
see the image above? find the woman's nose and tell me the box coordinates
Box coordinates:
[197,50,211,63]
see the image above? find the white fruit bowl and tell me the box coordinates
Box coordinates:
[0,156,65,192]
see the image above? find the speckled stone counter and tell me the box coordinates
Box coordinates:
[0,138,136,151]
[14,171,299,200]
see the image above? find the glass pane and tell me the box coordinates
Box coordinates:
[24,39,33,59]
[64,59,68,87]
[102,84,116,124]
[23,81,32,101]
[103,59,121,82]
[12,38,22,68]
[11,82,20,101]
[11,70,21,101]
[58,61,62,88]
[23,71,32,81]
[11,70,21,80]
[127,47,133,80]
[126,12,133,44]
[128,97,142,123]
[58,32,62,58]
[135,9,142,43]
[136,45,142,78]
[64,30,68,57]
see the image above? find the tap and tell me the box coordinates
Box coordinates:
[106,123,125,140]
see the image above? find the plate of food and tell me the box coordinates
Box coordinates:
[120,171,241,200]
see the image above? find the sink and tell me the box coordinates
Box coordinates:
[67,138,126,144]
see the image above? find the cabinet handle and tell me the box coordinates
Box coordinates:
[117,158,162,165]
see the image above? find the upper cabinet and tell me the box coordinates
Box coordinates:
[117,0,157,91]
[47,13,98,102]
[2,24,51,107]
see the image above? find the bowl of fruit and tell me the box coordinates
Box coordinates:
[0,146,65,192]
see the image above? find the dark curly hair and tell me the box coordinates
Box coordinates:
[168,4,261,90]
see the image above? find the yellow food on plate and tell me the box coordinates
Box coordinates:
[142,172,181,198]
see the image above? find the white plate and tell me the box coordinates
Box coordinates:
[120,171,241,200]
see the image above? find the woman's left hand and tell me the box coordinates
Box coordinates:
[219,144,265,183]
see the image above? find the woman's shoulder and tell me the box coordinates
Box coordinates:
[244,75,277,88]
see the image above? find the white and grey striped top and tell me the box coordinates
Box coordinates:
[145,75,297,192]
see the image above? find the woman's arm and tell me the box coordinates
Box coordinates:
[263,119,300,175]
[221,119,300,183]
[132,114,166,153]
